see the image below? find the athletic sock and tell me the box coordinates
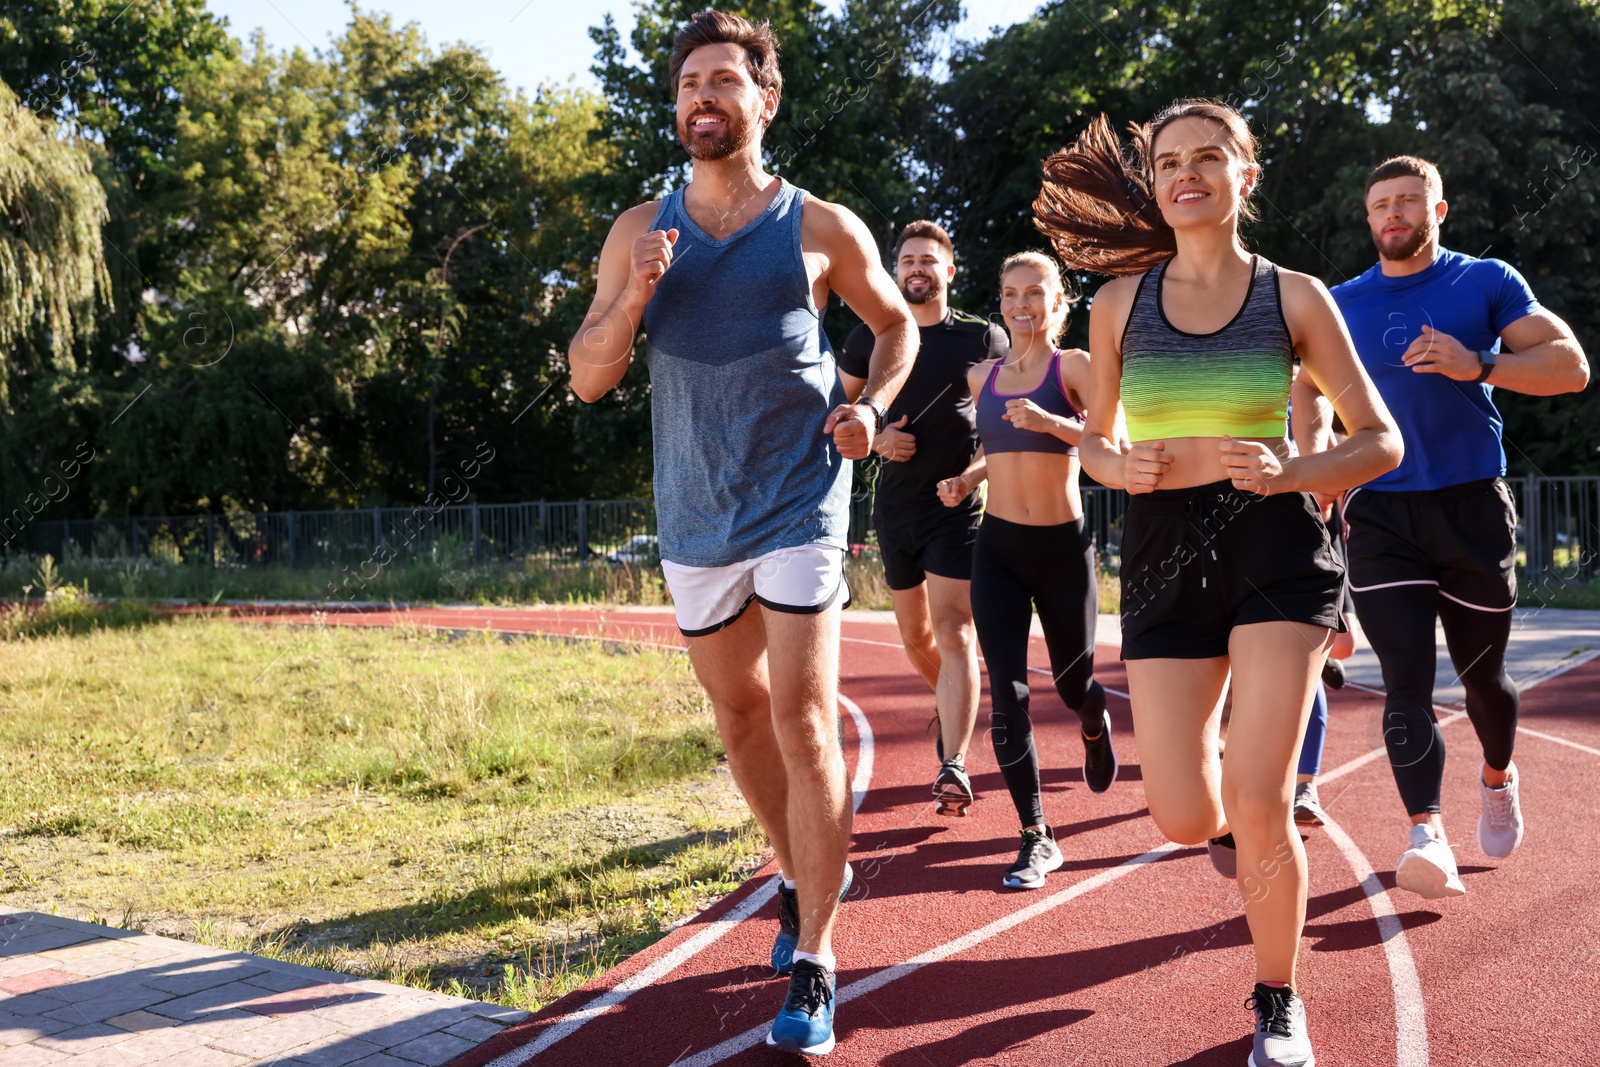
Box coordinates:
[781,876,796,890]
[1260,980,1289,990]
[791,950,836,972]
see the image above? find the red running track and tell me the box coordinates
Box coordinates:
[207,604,1600,1065]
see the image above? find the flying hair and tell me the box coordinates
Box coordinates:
[1033,99,1260,277]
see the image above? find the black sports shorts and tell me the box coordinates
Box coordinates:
[875,502,981,590]
[1120,480,1346,660]
[1343,478,1517,611]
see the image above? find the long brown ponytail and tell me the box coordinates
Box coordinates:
[1033,99,1260,277]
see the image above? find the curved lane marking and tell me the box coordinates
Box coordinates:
[499,687,874,1066]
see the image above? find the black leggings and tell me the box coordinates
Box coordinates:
[1352,584,1519,815]
[971,514,1105,827]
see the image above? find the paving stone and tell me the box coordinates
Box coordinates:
[100,941,188,964]
[53,956,132,980]
[142,959,269,997]
[253,961,362,989]
[40,985,176,1024]
[307,998,403,1029]
[237,971,323,994]
[275,1035,385,1067]
[103,1010,177,1033]
[0,960,56,981]
[236,983,364,1017]
[148,1048,248,1067]
[441,1017,504,1043]
[106,1025,208,1061]
[343,1055,415,1067]
[0,972,76,997]
[171,1009,273,1041]
[207,1013,342,1059]
[0,1012,73,1046]
[143,981,271,1022]
[35,942,119,964]
[358,1010,465,1050]
[384,1031,476,1066]
[31,1022,129,1053]
[457,1002,529,1024]
[0,929,98,960]
[0,1045,68,1067]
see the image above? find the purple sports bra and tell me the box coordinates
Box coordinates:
[975,350,1081,456]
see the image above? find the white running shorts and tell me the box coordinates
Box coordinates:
[662,543,849,637]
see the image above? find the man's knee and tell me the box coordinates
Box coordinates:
[930,614,975,654]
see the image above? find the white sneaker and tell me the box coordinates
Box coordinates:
[1477,763,1524,859]
[1395,823,1466,898]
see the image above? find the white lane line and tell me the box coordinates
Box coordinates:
[505,692,873,1065]
[1320,815,1430,1067]
[671,842,1184,1067]
[1515,724,1600,758]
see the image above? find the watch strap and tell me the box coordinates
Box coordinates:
[1473,350,1497,384]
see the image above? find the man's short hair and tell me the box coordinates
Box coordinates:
[1365,155,1444,201]
[668,10,783,99]
[894,220,954,260]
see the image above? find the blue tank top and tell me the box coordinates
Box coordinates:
[642,180,850,567]
[975,351,1080,456]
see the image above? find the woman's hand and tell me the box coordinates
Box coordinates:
[936,474,970,507]
[1003,398,1058,433]
[1124,441,1172,495]
[1219,436,1285,495]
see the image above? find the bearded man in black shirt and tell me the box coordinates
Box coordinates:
[840,220,1007,814]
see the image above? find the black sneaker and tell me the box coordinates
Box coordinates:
[932,759,973,817]
[1082,709,1118,794]
[1002,826,1063,889]
[1207,833,1238,878]
[1245,982,1314,1066]
[1321,657,1346,690]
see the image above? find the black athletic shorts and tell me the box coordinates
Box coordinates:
[1120,480,1346,660]
[1344,478,1517,611]
[875,502,981,590]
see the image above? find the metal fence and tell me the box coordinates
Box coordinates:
[6,475,1596,581]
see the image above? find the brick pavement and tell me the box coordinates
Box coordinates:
[0,909,527,1067]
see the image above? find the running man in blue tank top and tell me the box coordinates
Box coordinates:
[1331,156,1589,900]
[567,11,915,1057]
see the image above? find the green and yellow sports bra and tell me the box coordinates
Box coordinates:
[1119,255,1292,440]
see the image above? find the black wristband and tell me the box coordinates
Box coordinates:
[1473,349,1497,384]
[857,395,886,433]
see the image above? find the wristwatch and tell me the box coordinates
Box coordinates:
[1474,349,1497,384]
[856,394,887,433]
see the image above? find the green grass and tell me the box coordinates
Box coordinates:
[0,603,766,1011]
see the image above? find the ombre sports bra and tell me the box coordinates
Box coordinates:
[975,351,1080,456]
[1119,255,1292,440]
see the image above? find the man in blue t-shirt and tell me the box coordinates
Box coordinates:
[1332,155,1589,900]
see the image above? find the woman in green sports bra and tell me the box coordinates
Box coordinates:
[1032,100,1403,1067]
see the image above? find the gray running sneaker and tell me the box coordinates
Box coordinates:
[1394,823,1466,898]
[1207,833,1237,879]
[1477,763,1524,859]
[1246,983,1315,1067]
[1292,781,1327,827]
[932,759,974,817]
[1002,827,1063,889]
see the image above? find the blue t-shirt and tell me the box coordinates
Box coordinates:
[1331,248,1540,492]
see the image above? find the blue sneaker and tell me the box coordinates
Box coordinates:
[764,959,836,1055]
[772,863,853,975]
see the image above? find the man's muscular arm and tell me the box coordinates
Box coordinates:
[808,201,916,459]
[569,203,670,403]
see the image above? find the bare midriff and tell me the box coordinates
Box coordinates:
[1130,434,1292,491]
[984,452,1083,525]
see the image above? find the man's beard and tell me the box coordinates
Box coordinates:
[678,107,756,161]
[1374,213,1435,262]
[900,272,943,305]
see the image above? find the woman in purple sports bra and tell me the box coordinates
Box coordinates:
[936,251,1119,891]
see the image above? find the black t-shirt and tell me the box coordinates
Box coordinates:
[839,308,1007,511]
